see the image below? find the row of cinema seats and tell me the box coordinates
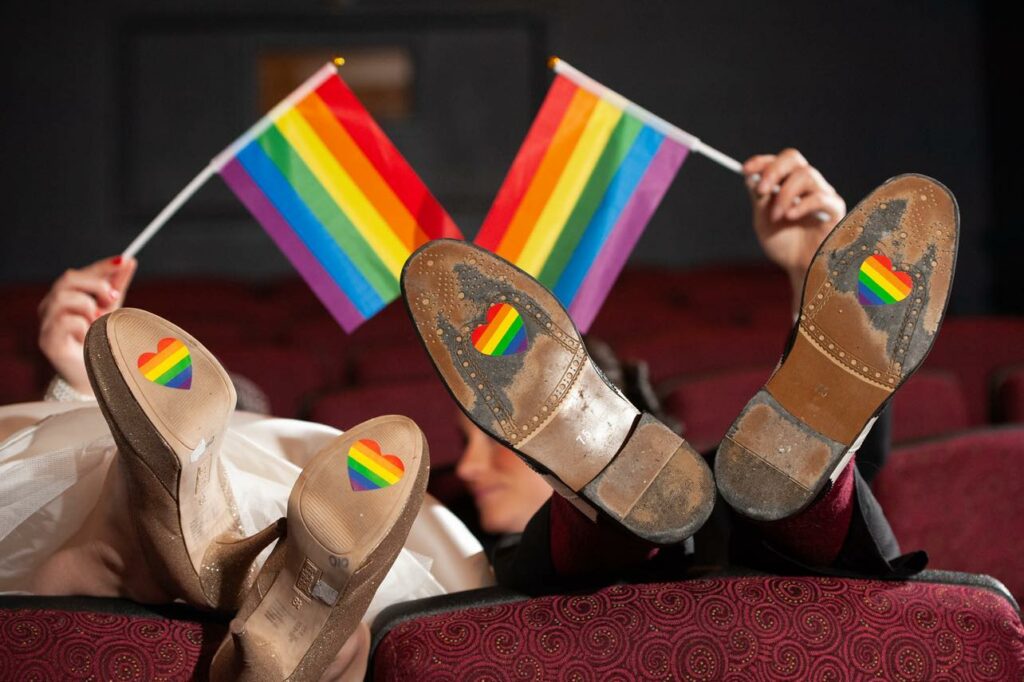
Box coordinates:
[4,264,1024,422]
[4,568,1023,679]
[2,264,1023,678]
[3,265,1023,460]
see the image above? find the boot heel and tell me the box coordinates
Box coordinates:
[582,413,715,544]
[716,390,848,521]
[210,415,428,682]
[201,519,286,610]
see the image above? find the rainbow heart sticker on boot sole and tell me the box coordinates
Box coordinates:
[471,303,528,356]
[348,439,405,491]
[858,254,912,305]
[137,338,192,389]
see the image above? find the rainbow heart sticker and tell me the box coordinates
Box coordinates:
[471,303,528,356]
[858,254,912,306]
[348,439,405,491]
[137,338,192,389]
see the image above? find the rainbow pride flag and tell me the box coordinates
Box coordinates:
[475,68,690,332]
[215,63,462,332]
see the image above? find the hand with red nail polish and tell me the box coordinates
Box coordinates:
[37,255,138,396]
[742,148,846,313]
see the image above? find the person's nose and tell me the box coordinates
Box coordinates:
[455,436,490,483]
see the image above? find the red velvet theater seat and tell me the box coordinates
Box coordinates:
[663,367,969,453]
[217,345,330,418]
[344,303,421,348]
[282,317,353,384]
[995,365,1024,424]
[663,367,771,453]
[0,356,43,405]
[126,279,268,334]
[4,575,1020,681]
[617,324,789,386]
[873,427,1024,603]
[0,596,225,681]
[350,342,437,385]
[310,380,463,469]
[889,370,970,444]
[923,316,1024,424]
[370,573,1024,680]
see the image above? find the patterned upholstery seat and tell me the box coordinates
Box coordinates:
[0,596,226,681]
[370,572,1024,681]
[6,573,1020,680]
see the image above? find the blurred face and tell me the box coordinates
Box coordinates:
[455,412,552,535]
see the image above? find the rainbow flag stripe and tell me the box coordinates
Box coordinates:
[217,63,462,332]
[858,254,912,305]
[475,74,689,331]
[348,439,404,491]
[472,303,528,356]
[137,338,193,389]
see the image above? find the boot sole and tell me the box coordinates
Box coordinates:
[401,240,714,545]
[716,173,959,521]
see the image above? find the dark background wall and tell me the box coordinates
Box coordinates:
[2,0,1020,313]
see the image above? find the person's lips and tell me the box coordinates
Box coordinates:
[471,484,502,502]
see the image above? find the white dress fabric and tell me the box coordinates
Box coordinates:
[0,401,494,623]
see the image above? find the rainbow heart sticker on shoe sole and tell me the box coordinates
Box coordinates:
[471,303,528,356]
[858,254,912,305]
[137,338,192,389]
[348,439,405,491]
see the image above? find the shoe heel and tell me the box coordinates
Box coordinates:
[201,519,285,611]
[581,413,715,544]
[210,415,428,682]
[716,390,850,521]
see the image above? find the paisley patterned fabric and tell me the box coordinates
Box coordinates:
[0,609,213,681]
[373,577,1024,681]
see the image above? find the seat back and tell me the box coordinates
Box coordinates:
[995,365,1024,424]
[310,381,463,470]
[874,426,1024,602]
[371,574,1024,680]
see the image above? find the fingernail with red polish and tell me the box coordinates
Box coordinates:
[112,256,123,265]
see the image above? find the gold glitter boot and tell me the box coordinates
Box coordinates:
[85,308,282,610]
[210,415,428,681]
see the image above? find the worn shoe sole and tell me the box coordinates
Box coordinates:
[85,308,278,609]
[209,415,428,681]
[715,173,959,521]
[401,239,714,545]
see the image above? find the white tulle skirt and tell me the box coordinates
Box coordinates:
[0,402,493,623]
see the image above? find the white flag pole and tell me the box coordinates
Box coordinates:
[121,163,219,259]
[121,59,348,260]
[549,57,832,222]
